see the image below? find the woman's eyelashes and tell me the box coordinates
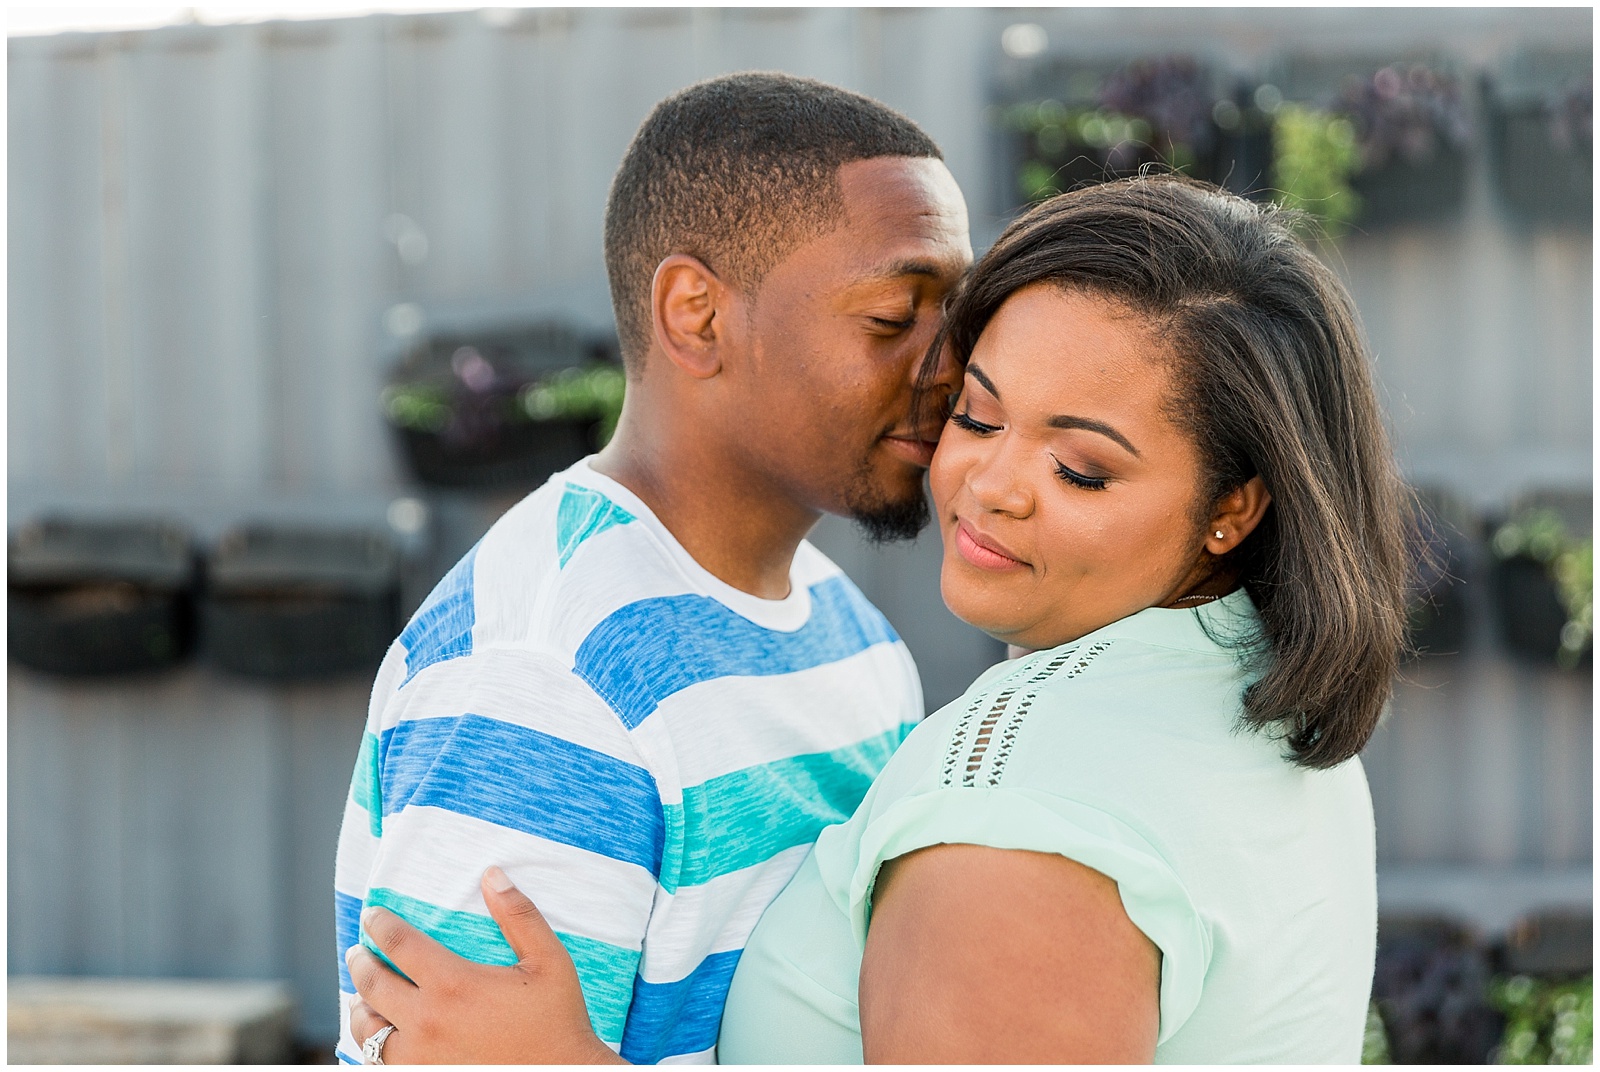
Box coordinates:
[867,314,916,333]
[1053,459,1110,491]
[950,409,998,434]
[953,410,1112,491]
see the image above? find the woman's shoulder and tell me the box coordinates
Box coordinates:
[850,595,1316,861]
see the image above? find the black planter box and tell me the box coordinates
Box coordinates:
[386,324,614,491]
[8,517,196,677]
[1372,915,1504,1065]
[1406,490,1475,658]
[1488,99,1592,227]
[201,525,400,681]
[1498,910,1593,978]
[396,416,598,490]
[1351,150,1469,228]
[1489,553,1573,664]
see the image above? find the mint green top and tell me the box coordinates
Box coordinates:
[718,592,1377,1064]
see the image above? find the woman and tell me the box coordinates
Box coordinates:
[351,175,1410,1062]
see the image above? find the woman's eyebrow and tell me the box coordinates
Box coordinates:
[1047,414,1142,458]
[967,364,1141,458]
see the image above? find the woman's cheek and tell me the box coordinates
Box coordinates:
[928,436,963,517]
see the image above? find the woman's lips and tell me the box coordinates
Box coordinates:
[953,520,1028,571]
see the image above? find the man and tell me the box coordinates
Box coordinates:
[335,71,971,1063]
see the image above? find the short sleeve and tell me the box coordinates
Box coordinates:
[829,786,1213,1044]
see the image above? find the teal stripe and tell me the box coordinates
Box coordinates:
[350,732,382,837]
[557,483,635,568]
[362,887,639,1044]
[666,724,915,893]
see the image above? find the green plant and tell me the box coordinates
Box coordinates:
[1492,508,1594,668]
[381,383,453,433]
[518,364,626,442]
[1003,101,1161,201]
[1362,1001,1392,1063]
[1271,103,1363,236]
[1492,975,1593,1064]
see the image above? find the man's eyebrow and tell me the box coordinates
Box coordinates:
[965,364,1142,458]
[846,258,949,286]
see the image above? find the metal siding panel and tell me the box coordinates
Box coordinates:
[285,688,372,1042]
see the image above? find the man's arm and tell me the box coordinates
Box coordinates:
[346,867,622,1064]
[334,644,662,1062]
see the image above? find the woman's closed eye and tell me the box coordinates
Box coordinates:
[950,410,999,434]
[1053,459,1109,491]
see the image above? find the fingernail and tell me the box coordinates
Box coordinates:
[360,906,377,927]
[345,946,358,964]
[484,865,513,893]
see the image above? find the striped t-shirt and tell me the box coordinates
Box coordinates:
[333,458,923,1063]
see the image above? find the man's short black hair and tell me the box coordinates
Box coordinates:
[603,71,943,370]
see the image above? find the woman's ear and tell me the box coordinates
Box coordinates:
[1206,476,1272,555]
[651,254,732,379]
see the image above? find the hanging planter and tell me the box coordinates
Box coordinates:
[8,517,197,677]
[201,525,400,681]
[382,323,625,491]
[1335,63,1474,227]
[1488,506,1592,668]
[1265,57,1475,233]
[1406,490,1475,658]
[1001,56,1274,205]
[1488,67,1591,226]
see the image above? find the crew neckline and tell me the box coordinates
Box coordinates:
[563,457,816,632]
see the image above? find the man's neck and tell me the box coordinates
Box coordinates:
[590,426,819,601]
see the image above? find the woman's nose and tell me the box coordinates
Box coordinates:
[964,439,1033,518]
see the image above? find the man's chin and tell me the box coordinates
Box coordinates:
[849,491,931,545]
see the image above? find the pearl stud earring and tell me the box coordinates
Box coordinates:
[1214,530,1225,540]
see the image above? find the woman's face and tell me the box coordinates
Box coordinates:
[929,283,1212,651]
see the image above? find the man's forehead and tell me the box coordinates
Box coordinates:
[837,157,968,229]
[828,159,972,281]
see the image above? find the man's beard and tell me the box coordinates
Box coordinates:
[842,464,931,545]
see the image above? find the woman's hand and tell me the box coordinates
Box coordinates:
[858,843,1161,1063]
[345,866,625,1064]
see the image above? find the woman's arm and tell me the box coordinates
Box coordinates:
[859,843,1161,1063]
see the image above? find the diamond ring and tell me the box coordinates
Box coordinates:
[362,1024,397,1065]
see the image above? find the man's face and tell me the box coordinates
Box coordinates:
[735,157,972,541]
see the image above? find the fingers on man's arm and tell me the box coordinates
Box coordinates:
[858,843,1161,1064]
[481,866,575,969]
[360,905,465,985]
[346,997,392,1051]
[345,937,420,1032]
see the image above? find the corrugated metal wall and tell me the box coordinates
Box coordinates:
[8,6,1591,1046]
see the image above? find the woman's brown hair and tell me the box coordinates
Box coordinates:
[924,174,1412,769]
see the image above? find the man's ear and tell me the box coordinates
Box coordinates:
[1206,475,1272,555]
[651,254,733,379]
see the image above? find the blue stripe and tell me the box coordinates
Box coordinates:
[336,1048,361,1065]
[619,949,744,1063]
[400,543,479,686]
[377,714,664,873]
[574,575,899,729]
[335,889,363,994]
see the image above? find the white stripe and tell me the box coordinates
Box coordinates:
[658,1046,716,1064]
[385,646,642,764]
[635,843,810,982]
[367,806,655,951]
[648,644,921,786]
[333,797,380,895]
